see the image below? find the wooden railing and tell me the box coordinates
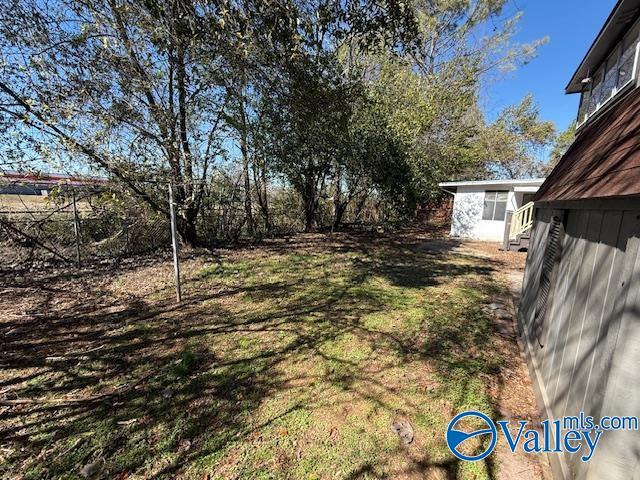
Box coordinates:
[510,201,535,240]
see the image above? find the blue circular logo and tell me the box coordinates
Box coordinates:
[446,411,497,462]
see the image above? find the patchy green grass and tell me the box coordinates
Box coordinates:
[0,233,516,479]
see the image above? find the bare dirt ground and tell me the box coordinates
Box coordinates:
[1,231,550,479]
[462,241,551,480]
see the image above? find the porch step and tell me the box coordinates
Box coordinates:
[508,229,531,252]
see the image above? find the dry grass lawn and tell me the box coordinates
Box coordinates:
[0,231,543,479]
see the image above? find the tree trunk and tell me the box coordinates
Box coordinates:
[302,185,316,233]
[353,193,369,223]
[177,215,198,247]
[241,145,254,237]
[332,168,345,231]
[238,76,254,237]
[253,158,271,233]
[303,205,315,232]
[333,203,347,231]
[300,173,320,233]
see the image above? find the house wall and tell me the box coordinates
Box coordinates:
[519,199,640,480]
[536,88,640,203]
[449,186,518,241]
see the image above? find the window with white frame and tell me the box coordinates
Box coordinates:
[577,19,640,127]
[482,191,508,221]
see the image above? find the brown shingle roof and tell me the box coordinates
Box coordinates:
[535,87,640,202]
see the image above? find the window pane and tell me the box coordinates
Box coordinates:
[578,88,590,123]
[601,47,620,101]
[618,34,638,88]
[587,69,603,115]
[577,19,640,127]
[496,191,509,202]
[494,201,507,221]
[482,199,495,220]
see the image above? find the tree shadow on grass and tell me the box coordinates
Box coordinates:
[1,232,511,479]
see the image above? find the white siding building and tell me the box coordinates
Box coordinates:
[439,179,545,242]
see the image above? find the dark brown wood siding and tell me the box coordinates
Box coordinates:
[536,87,640,202]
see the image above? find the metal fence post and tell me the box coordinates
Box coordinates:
[72,189,82,267]
[168,183,182,303]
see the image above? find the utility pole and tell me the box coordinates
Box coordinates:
[168,183,182,303]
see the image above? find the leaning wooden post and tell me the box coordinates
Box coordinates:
[168,183,182,303]
[71,189,82,268]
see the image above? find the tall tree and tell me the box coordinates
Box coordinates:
[0,0,555,239]
[545,120,576,175]
[256,0,417,231]
[348,0,551,204]
[483,94,556,179]
[410,0,547,77]
[0,0,232,244]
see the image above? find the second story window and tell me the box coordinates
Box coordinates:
[577,19,640,127]
[618,31,639,87]
[586,69,604,117]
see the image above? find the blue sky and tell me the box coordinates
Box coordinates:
[484,0,618,132]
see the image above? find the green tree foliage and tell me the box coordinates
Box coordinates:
[545,120,576,175]
[337,85,416,224]
[0,0,233,243]
[263,58,353,231]
[0,0,554,240]
[483,94,557,179]
[343,0,552,205]
[365,56,484,204]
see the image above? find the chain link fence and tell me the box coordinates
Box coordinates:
[0,179,309,304]
[0,175,429,302]
[0,182,181,300]
[0,189,171,266]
